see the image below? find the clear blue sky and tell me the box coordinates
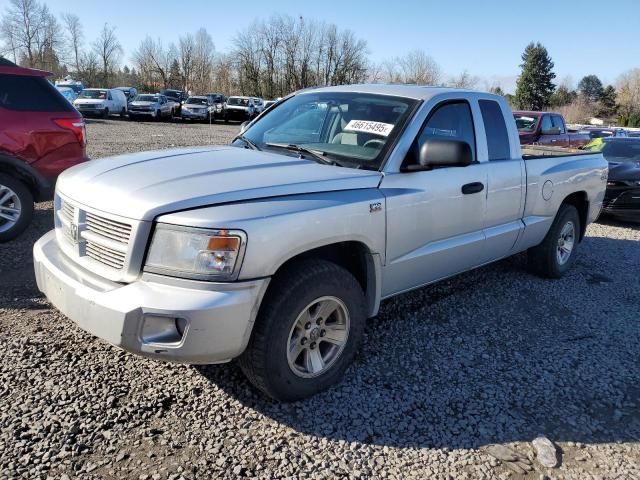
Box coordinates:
[41,0,640,92]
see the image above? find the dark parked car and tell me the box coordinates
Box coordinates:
[586,137,640,222]
[581,127,628,139]
[160,89,187,116]
[513,111,590,148]
[205,92,226,119]
[0,58,88,241]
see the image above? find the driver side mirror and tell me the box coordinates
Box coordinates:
[239,121,250,133]
[541,127,561,135]
[404,139,473,171]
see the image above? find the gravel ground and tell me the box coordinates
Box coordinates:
[1,119,639,480]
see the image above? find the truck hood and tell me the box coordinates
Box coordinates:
[129,101,156,107]
[57,146,383,221]
[74,99,105,105]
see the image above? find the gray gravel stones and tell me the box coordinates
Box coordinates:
[1,119,639,479]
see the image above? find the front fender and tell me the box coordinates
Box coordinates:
[155,189,387,280]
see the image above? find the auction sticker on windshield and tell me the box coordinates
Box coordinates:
[344,120,394,137]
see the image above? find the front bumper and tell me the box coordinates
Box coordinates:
[33,230,269,364]
[603,187,640,221]
[129,110,155,117]
[181,110,208,119]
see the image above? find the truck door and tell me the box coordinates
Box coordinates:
[478,99,525,261]
[381,100,488,297]
[551,114,570,147]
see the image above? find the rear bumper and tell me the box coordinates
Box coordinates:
[33,230,270,364]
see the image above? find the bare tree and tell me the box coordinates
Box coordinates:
[133,36,177,90]
[397,49,441,85]
[191,28,215,93]
[179,33,195,92]
[0,0,51,67]
[92,23,122,86]
[233,15,368,97]
[448,70,479,89]
[61,12,82,73]
[616,69,640,119]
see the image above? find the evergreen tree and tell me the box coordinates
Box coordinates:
[597,85,617,119]
[514,42,556,110]
[577,75,604,103]
[550,85,576,107]
[168,59,182,89]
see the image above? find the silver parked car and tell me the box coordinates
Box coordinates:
[128,94,173,121]
[181,96,215,122]
[34,85,607,401]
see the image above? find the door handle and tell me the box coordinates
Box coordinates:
[461,182,484,195]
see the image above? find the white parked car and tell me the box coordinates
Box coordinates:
[73,88,128,118]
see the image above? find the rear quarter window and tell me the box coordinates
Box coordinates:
[0,75,74,112]
[479,100,510,161]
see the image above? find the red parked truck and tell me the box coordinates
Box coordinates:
[513,111,590,148]
[0,58,88,241]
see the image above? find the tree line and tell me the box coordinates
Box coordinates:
[2,0,640,126]
[513,42,640,127]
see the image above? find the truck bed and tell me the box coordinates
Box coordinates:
[522,145,593,160]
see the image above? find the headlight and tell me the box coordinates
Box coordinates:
[144,225,246,281]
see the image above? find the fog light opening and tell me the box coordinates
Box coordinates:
[175,317,188,337]
[140,315,188,345]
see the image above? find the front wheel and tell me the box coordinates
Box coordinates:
[528,204,580,278]
[102,107,109,119]
[0,174,34,242]
[238,259,366,401]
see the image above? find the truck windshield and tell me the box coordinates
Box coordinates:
[514,114,540,132]
[79,90,107,99]
[135,95,158,102]
[228,97,249,106]
[236,92,417,170]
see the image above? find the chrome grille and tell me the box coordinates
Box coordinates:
[56,195,134,272]
[85,241,126,269]
[61,199,74,222]
[86,212,132,243]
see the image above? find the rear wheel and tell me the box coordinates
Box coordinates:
[120,107,126,118]
[0,174,34,242]
[528,204,580,278]
[238,259,366,401]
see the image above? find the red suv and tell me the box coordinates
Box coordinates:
[0,58,88,241]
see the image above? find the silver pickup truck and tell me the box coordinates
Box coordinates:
[33,85,607,400]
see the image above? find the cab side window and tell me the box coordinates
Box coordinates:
[540,115,553,132]
[414,101,476,163]
[552,115,566,134]
[479,99,510,161]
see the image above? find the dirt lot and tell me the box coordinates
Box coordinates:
[1,119,639,480]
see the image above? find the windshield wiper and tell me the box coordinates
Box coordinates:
[265,143,338,166]
[236,134,261,151]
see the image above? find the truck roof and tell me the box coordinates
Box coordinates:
[0,57,52,77]
[513,110,563,117]
[297,84,479,101]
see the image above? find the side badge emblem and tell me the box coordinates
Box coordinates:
[369,202,382,213]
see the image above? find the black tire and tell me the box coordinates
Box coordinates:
[120,107,126,118]
[155,110,161,121]
[102,107,109,119]
[528,203,581,278]
[238,259,366,401]
[0,174,34,242]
